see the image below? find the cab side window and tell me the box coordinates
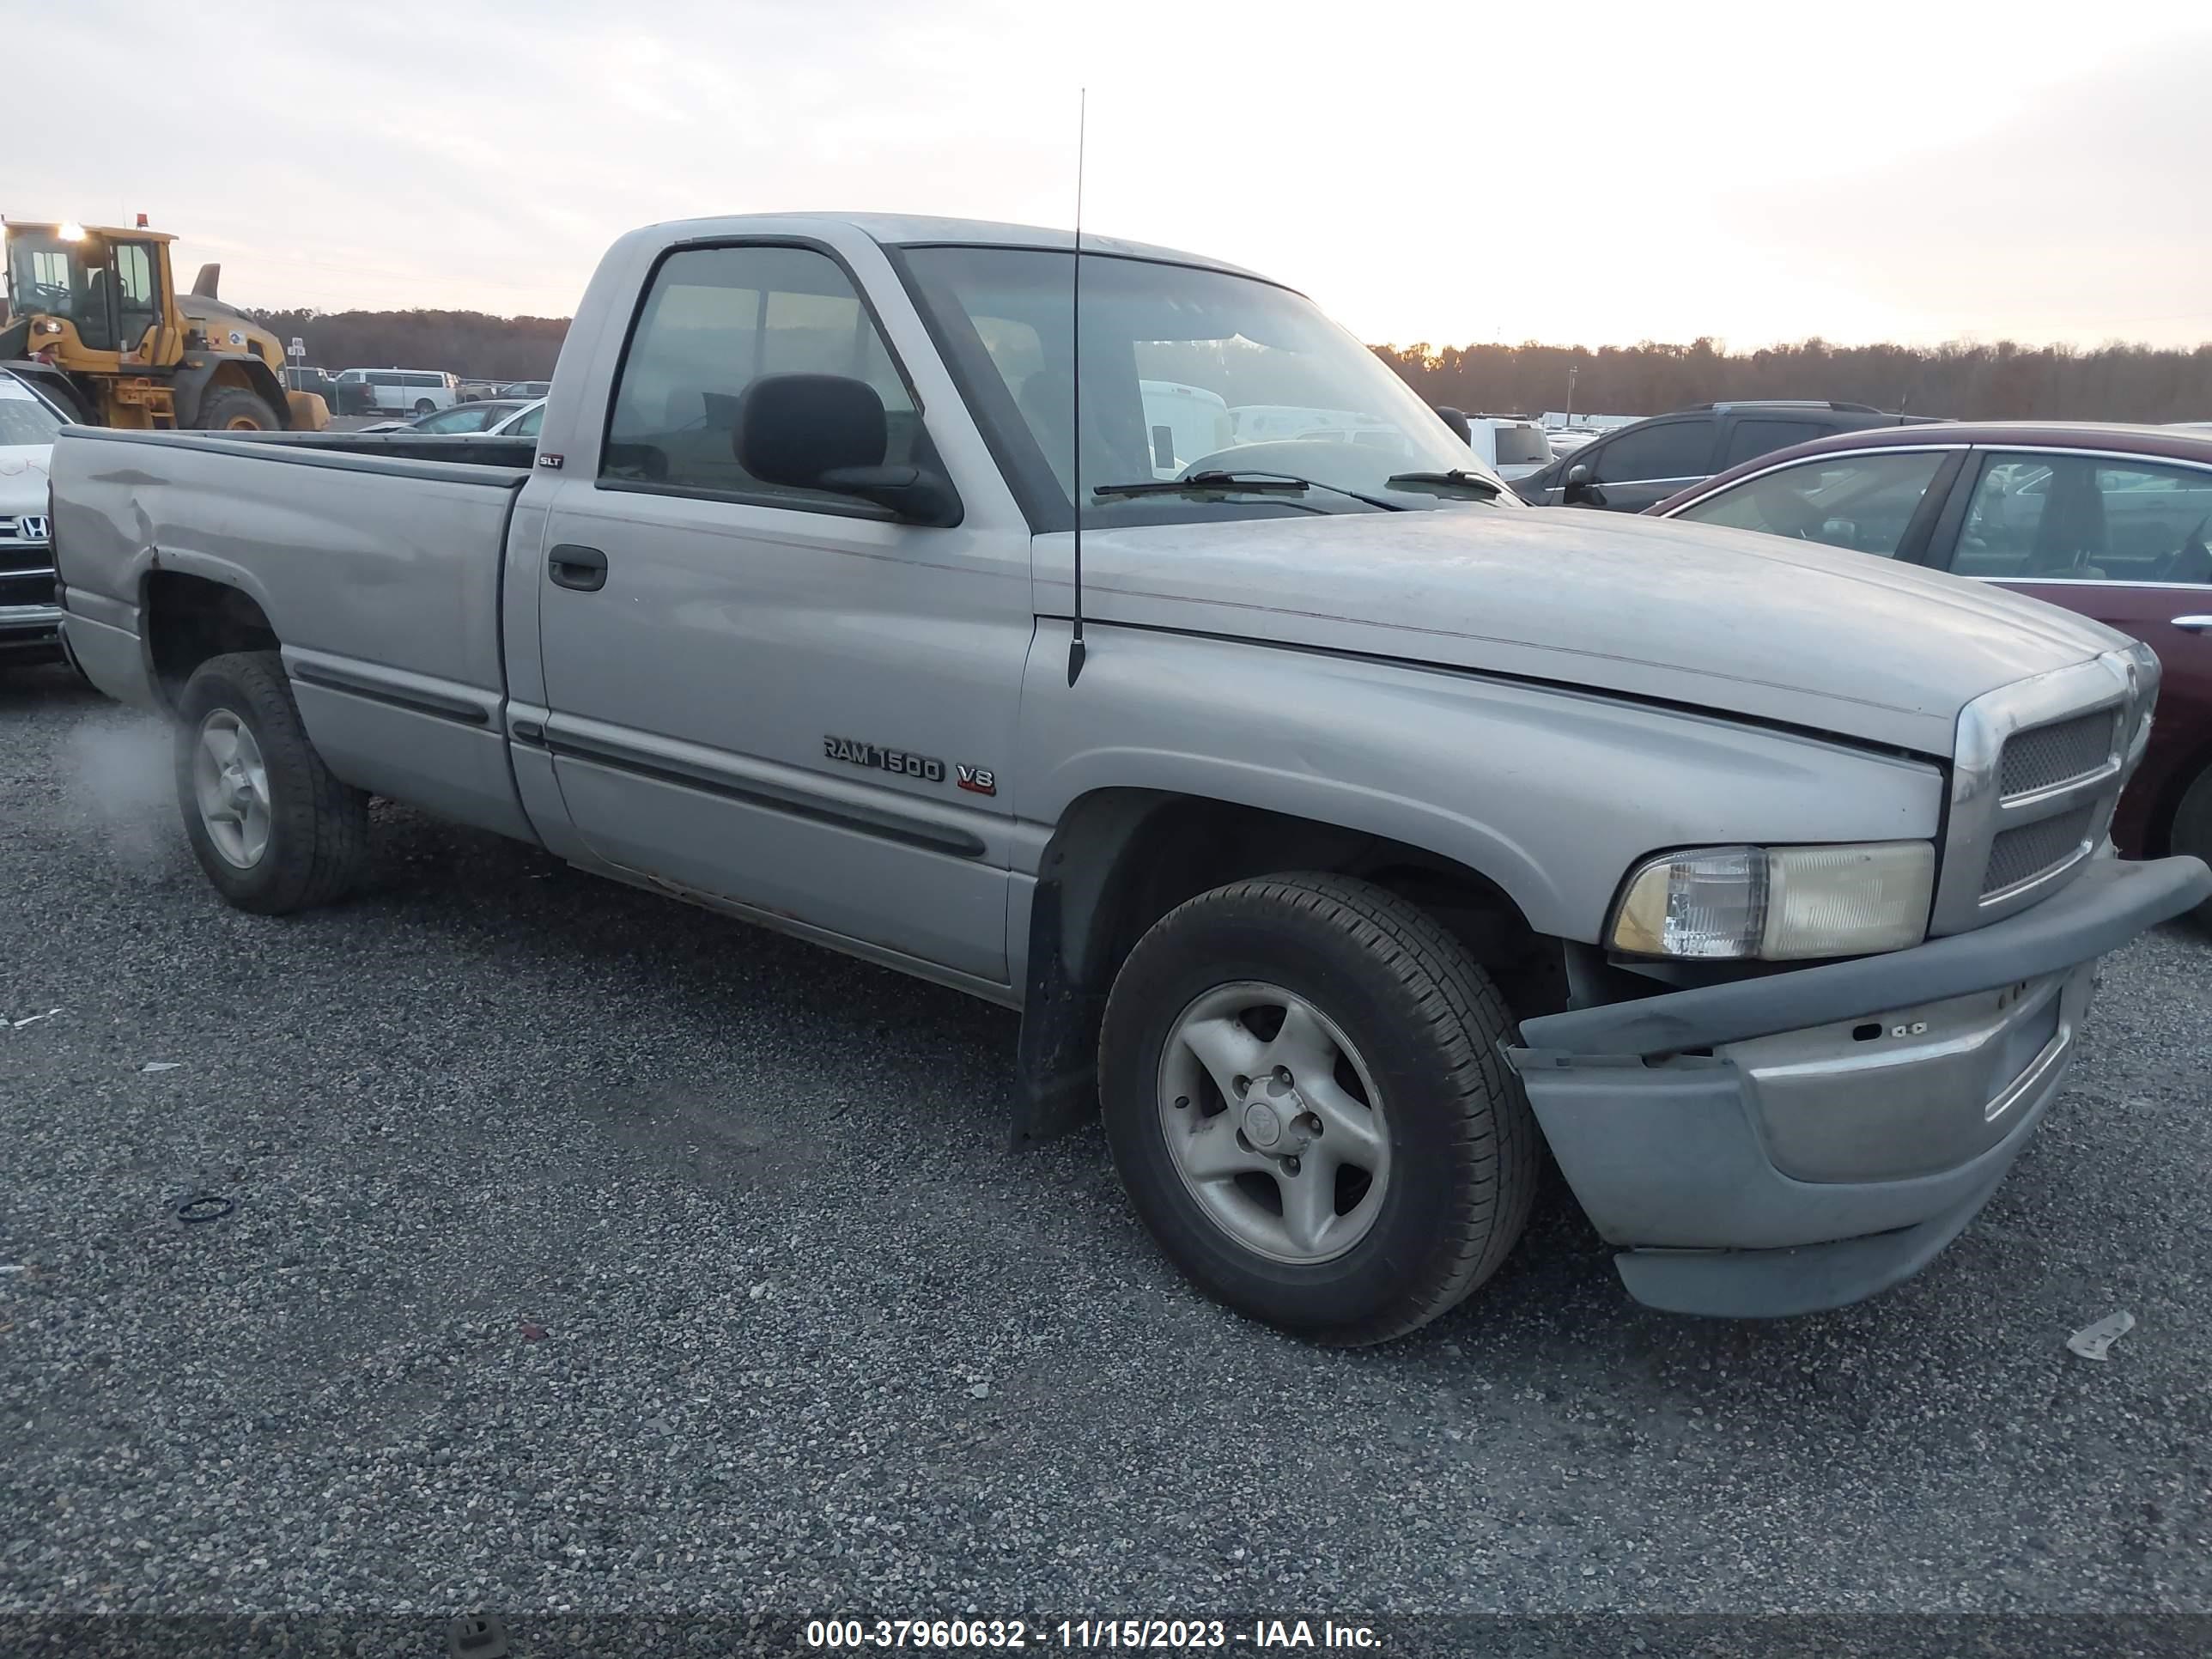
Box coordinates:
[111,242,159,353]
[1674,451,1948,558]
[1591,419,1714,484]
[602,243,925,508]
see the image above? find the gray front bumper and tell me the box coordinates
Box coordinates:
[1506,853,2211,1317]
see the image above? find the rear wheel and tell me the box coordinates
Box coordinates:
[1099,872,1539,1346]
[174,652,369,915]
[2172,764,2212,929]
[414,398,436,415]
[196,386,282,431]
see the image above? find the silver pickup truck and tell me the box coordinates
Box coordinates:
[50,213,2209,1344]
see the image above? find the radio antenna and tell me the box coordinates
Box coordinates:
[1066,87,1089,688]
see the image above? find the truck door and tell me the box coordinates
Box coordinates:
[530,239,1030,988]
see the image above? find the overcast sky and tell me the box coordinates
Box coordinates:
[15,0,2212,349]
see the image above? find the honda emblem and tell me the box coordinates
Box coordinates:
[16,514,49,544]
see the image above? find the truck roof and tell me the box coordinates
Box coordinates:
[638,212,1279,286]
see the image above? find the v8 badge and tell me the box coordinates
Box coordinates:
[956,764,996,796]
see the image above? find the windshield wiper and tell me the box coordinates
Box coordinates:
[1091,469,1403,512]
[1383,469,1504,500]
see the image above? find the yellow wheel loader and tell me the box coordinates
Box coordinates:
[0,217,326,431]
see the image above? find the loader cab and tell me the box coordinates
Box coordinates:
[3,222,180,369]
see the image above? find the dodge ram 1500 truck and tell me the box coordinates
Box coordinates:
[50,214,2210,1344]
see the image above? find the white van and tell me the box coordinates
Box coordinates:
[1229,404,1398,446]
[334,368,460,416]
[1138,380,1233,476]
[1463,416,1554,482]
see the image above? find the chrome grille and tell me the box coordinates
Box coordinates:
[0,515,56,607]
[1932,652,2151,936]
[1984,804,2098,897]
[1997,710,2118,799]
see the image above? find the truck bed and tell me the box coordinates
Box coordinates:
[51,422,539,842]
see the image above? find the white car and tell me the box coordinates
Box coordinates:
[487,398,544,439]
[363,399,544,440]
[0,370,66,667]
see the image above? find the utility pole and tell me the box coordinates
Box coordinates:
[1565,363,1577,426]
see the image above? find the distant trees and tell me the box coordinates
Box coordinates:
[246,307,569,380]
[240,302,2212,423]
[1371,337,2212,423]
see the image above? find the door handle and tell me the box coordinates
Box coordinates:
[547,544,607,592]
[2172,616,2212,633]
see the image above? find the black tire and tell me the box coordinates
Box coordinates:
[1099,872,1540,1346]
[174,652,369,915]
[414,398,436,415]
[196,386,283,431]
[2172,764,2212,930]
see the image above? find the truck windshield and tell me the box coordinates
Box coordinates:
[5,229,105,343]
[897,246,1514,529]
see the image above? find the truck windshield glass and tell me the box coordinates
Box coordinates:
[6,229,104,342]
[898,246,1515,527]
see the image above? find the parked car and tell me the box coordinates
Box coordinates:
[1515,400,1943,514]
[0,368,66,667]
[357,398,533,435]
[487,398,544,439]
[331,368,462,416]
[1651,422,2212,917]
[498,380,552,399]
[1433,409,1553,480]
[48,215,2208,1340]
[1468,415,1554,481]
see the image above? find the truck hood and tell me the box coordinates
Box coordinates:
[1063,506,2132,755]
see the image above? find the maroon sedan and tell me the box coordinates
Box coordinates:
[1651,423,2212,917]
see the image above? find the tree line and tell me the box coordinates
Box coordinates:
[247,305,2212,422]
[246,307,569,381]
[1371,337,2212,423]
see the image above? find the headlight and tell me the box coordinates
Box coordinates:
[1610,842,1936,961]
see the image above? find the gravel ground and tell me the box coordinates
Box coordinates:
[3,663,2209,1629]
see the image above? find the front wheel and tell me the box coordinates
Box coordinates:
[174,652,369,914]
[1099,872,1539,1346]
[195,386,283,431]
[414,398,436,415]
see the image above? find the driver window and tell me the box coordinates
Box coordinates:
[1674,450,1946,558]
[602,242,924,507]
[1954,453,2212,582]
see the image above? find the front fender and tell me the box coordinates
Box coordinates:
[1016,624,1946,945]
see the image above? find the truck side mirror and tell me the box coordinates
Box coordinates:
[1434,405,1472,444]
[732,373,961,527]
[1563,460,1605,507]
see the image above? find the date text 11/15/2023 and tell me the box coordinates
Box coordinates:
[803,1617,1382,1649]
